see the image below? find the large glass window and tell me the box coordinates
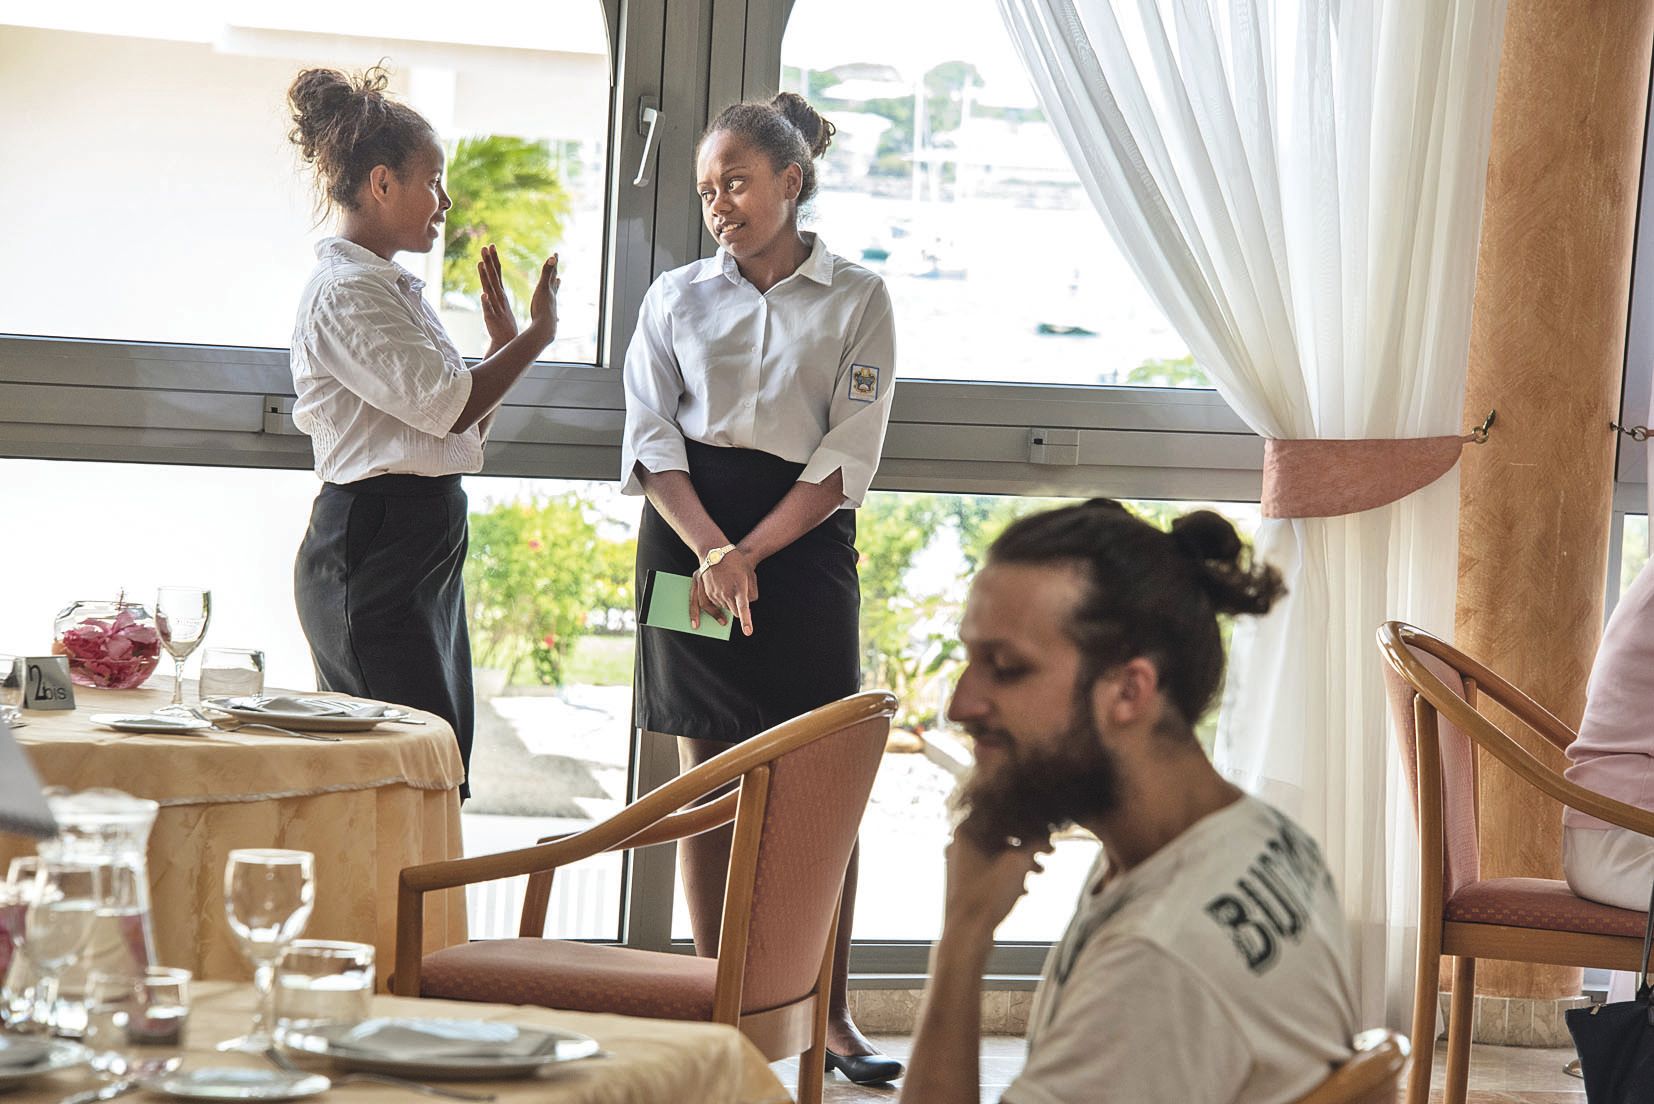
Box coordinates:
[779,0,1201,387]
[0,7,610,362]
[0,459,637,940]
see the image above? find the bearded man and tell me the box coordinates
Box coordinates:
[901,500,1357,1104]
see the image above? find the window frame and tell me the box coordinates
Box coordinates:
[0,0,1266,983]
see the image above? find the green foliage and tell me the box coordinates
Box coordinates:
[464,494,636,686]
[1122,354,1212,388]
[442,136,572,310]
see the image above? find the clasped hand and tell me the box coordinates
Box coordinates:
[942,822,1052,942]
[477,243,560,347]
[691,550,758,636]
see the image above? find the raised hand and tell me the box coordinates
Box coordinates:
[476,244,518,350]
[528,253,560,344]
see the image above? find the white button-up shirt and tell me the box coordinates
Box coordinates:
[290,237,482,484]
[620,233,896,507]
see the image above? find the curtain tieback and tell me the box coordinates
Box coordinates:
[1261,411,1496,519]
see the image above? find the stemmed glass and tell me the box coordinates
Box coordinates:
[155,587,211,711]
[219,849,313,1052]
[13,860,102,1034]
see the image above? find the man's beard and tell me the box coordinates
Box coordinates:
[952,707,1123,851]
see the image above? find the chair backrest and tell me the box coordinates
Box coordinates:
[1292,1029,1409,1104]
[1379,635,1481,899]
[726,709,890,1014]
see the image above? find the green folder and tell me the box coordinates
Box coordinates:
[641,570,734,640]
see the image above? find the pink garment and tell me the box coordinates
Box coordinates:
[1565,560,1654,830]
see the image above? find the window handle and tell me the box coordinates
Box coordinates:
[632,103,661,188]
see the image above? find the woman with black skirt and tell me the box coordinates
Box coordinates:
[285,66,560,799]
[622,93,900,1084]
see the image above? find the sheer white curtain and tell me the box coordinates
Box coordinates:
[997,0,1505,1026]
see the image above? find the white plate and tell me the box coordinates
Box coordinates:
[0,1041,91,1089]
[91,713,214,734]
[139,1068,330,1102]
[282,1018,600,1080]
[203,698,410,734]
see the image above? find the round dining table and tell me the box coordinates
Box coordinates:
[2,680,467,985]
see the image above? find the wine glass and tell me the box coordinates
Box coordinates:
[155,587,211,711]
[219,849,313,1052]
[15,860,102,1034]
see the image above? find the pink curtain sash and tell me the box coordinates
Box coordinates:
[1261,433,1478,519]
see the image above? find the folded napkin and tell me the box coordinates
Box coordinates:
[230,697,390,719]
[0,1036,55,1069]
[331,1019,556,1060]
[0,719,55,840]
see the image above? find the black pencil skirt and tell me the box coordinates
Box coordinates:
[294,473,475,798]
[634,442,860,744]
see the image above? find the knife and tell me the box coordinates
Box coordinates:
[58,1079,141,1104]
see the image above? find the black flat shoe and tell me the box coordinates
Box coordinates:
[825,1048,905,1085]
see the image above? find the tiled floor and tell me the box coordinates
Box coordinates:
[1423,1040,1584,1103]
[766,1037,1584,1103]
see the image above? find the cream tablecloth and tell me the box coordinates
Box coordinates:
[7,981,791,1104]
[2,683,467,984]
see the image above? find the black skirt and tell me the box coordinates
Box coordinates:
[294,473,475,798]
[634,442,860,744]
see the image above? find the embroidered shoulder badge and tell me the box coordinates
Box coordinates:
[849,363,880,402]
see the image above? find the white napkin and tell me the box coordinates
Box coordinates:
[232,697,390,718]
[0,1036,55,1069]
[331,1019,555,1060]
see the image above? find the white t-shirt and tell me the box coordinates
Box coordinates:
[1003,796,1357,1104]
[619,232,896,506]
[290,237,484,483]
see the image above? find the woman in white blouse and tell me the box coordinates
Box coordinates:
[285,67,559,800]
[621,93,900,1084]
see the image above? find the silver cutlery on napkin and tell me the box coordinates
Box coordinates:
[187,709,342,743]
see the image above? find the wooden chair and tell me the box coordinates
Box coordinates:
[1377,622,1654,1104]
[1293,1030,1410,1104]
[393,690,896,1104]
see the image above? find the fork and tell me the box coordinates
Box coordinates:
[264,1047,496,1102]
[188,708,342,743]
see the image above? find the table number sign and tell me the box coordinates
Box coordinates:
[23,656,75,710]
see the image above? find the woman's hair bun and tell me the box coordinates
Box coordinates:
[1170,510,1283,616]
[286,64,431,215]
[770,91,835,160]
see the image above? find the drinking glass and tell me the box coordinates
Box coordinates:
[0,857,37,1027]
[273,940,373,1039]
[197,649,265,703]
[155,587,211,710]
[85,966,191,1065]
[220,849,313,1052]
[0,655,21,709]
[16,860,102,1034]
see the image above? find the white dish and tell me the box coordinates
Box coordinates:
[0,1041,91,1088]
[139,1068,331,1102]
[282,1018,600,1080]
[91,713,214,734]
[203,698,410,734]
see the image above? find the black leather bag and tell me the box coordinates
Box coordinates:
[1565,880,1654,1102]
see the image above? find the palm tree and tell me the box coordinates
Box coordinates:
[442,136,572,308]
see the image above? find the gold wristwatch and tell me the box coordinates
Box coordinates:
[699,543,738,573]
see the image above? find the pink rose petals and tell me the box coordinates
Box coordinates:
[54,608,162,689]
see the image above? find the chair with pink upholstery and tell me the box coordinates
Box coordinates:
[1377,622,1654,1104]
[392,690,897,1104]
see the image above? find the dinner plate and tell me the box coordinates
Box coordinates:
[90,713,214,734]
[139,1068,331,1101]
[282,1018,600,1080]
[203,698,411,733]
[0,1040,91,1089]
